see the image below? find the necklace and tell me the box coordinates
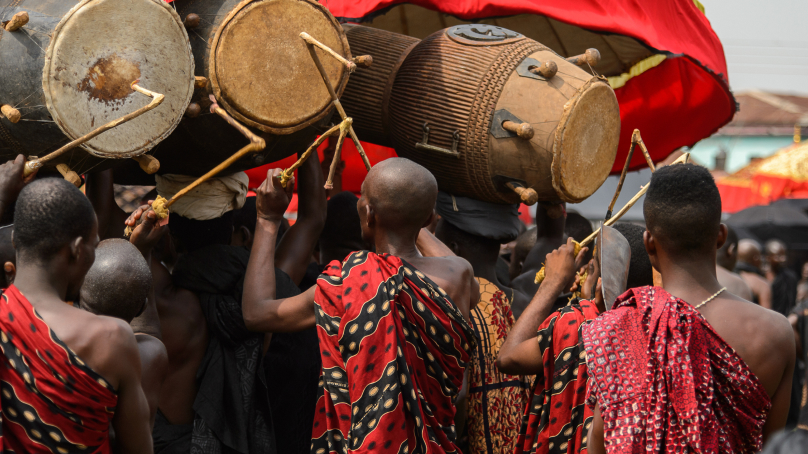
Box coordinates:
[694,287,726,310]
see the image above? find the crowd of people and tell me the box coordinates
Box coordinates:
[0,151,805,454]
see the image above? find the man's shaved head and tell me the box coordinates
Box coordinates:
[361,158,438,232]
[80,239,151,323]
[737,239,762,268]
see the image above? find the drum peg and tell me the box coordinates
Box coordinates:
[56,164,82,188]
[132,154,160,174]
[506,182,539,205]
[352,55,373,68]
[194,76,208,90]
[3,11,29,32]
[1,105,21,123]
[566,48,601,67]
[185,102,201,118]
[183,13,200,29]
[502,120,534,140]
[530,61,557,79]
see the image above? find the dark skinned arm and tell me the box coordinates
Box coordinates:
[85,169,128,240]
[243,169,317,333]
[127,204,169,340]
[0,155,33,222]
[108,320,153,454]
[587,403,606,454]
[496,238,586,375]
[275,151,326,285]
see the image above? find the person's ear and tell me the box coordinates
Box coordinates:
[240,226,253,246]
[449,241,461,257]
[69,237,83,262]
[643,230,659,271]
[365,204,376,229]
[422,210,435,229]
[4,262,15,287]
[716,224,728,250]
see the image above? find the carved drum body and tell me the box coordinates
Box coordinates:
[148,0,351,177]
[0,0,194,174]
[342,24,620,204]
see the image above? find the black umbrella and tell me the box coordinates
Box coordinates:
[771,198,808,214]
[727,205,808,248]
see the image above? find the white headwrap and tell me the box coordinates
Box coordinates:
[155,172,249,221]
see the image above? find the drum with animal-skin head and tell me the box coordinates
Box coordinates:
[0,0,194,175]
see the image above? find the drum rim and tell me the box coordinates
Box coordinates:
[207,0,351,135]
[551,77,621,203]
[42,0,195,159]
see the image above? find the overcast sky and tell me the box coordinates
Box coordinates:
[702,0,808,95]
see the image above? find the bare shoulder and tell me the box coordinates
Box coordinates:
[80,315,140,388]
[135,334,169,369]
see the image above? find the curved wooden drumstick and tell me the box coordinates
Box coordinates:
[23,81,165,177]
[536,152,691,284]
[606,129,656,220]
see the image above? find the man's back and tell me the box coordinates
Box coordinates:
[739,268,773,308]
[406,254,473,318]
[716,265,753,301]
[0,285,147,453]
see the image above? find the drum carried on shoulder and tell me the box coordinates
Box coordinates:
[341,24,621,205]
[145,0,354,177]
[0,0,194,183]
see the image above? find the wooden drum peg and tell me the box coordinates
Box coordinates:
[502,120,534,140]
[506,182,539,205]
[1,105,20,123]
[183,13,200,29]
[133,154,160,174]
[352,55,373,68]
[566,48,601,67]
[3,11,28,32]
[185,102,201,118]
[56,164,82,188]
[194,76,208,90]
[530,60,557,79]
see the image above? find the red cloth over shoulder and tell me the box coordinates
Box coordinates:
[582,286,771,454]
[0,285,118,453]
[312,251,476,453]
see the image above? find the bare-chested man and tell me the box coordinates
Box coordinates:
[584,163,794,453]
[716,225,753,300]
[79,236,169,430]
[242,158,478,453]
[737,238,773,308]
[4,176,151,453]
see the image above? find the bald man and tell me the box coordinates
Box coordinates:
[243,158,477,453]
[80,238,169,430]
[736,239,773,309]
[716,226,753,301]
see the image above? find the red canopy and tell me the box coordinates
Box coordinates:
[325,0,733,175]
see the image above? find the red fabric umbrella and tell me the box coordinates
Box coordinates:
[325,0,733,175]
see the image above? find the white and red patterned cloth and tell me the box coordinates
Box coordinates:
[582,286,771,454]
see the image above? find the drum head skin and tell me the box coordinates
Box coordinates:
[552,78,621,203]
[43,0,194,158]
[210,0,350,135]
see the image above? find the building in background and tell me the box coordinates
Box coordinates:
[690,91,808,172]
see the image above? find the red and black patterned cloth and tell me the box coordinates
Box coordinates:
[582,286,771,454]
[0,285,118,453]
[312,251,476,454]
[514,298,599,454]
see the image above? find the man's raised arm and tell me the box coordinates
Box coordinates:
[275,150,327,285]
[243,168,316,333]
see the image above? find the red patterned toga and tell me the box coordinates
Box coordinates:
[0,285,118,453]
[582,286,771,453]
[514,298,600,454]
[311,251,476,454]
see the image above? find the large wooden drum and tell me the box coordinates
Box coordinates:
[341,24,620,204]
[146,0,351,177]
[0,0,194,174]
